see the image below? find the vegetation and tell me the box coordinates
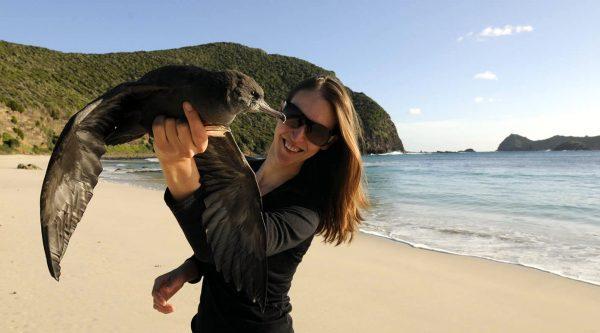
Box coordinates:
[1,132,20,151]
[13,126,25,139]
[0,40,404,155]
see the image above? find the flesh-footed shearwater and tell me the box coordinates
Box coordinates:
[40,65,284,309]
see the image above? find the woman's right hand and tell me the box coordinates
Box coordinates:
[152,102,208,201]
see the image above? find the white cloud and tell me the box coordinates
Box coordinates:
[474,71,498,80]
[456,31,473,42]
[479,25,533,38]
[408,108,422,115]
[474,97,499,104]
[457,25,533,42]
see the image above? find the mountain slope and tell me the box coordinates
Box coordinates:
[0,40,404,156]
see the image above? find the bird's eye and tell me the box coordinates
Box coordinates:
[251,90,260,100]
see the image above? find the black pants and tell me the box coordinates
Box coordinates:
[190,313,294,333]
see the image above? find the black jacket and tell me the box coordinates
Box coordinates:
[164,158,321,332]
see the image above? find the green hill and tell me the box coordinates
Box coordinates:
[0,40,404,156]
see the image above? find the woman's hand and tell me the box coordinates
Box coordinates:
[152,102,208,201]
[151,261,198,314]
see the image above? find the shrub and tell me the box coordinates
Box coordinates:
[145,136,154,150]
[10,116,18,124]
[2,132,21,149]
[32,144,45,154]
[6,138,21,148]
[49,109,61,120]
[47,131,59,150]
[7,100,25,113]
[13,127,25,139]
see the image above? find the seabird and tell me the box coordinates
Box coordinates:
[40,65,284,309]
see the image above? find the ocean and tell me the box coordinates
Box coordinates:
[100,151,600,285]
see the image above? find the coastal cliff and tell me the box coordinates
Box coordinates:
[0,40,404,156]
[497,134,600,151]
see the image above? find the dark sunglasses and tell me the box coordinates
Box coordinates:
[281,101,337,146]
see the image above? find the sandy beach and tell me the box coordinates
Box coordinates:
[1,154,599,333]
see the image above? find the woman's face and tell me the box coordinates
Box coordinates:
[269,89,337,168]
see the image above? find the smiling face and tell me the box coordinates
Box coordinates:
[268,89,338,168]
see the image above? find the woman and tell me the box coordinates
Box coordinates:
[151,75,368,332]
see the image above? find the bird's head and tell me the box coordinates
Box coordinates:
[225,70,285,122]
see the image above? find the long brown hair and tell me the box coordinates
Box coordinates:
[287,75,369,245]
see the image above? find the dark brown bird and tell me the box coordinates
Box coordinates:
[40,65,284,309]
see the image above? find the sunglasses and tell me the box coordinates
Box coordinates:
[281,101,337,146]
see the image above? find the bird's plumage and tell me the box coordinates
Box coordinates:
[195,130,267,307]
[40,65,278,309]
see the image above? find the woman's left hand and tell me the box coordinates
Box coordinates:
[151,265,192,314]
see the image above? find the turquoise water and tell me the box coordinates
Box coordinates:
[362,151,600,285]
[100,151,600,285]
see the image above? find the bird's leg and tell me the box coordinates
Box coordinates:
[204,125,230,137]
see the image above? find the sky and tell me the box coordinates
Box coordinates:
[1,0,599,151]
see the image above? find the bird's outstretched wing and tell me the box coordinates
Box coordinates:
[40,84,165,280]
[195,130,268,311]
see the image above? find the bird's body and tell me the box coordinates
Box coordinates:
[40,65,282,309]
[103,66,276,143]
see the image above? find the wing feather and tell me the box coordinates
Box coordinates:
[194,131,268,310]
[40,84,165,280]
[40,97,113,279]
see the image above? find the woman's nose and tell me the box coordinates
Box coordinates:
[290,125,307,142]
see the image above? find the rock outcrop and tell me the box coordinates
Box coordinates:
[17,163,41,170]
[551,141,589,151]
[497,134,600,151]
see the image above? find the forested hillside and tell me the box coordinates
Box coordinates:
[0,40,404,156]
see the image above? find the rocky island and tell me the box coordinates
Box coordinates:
[497,134,600,151]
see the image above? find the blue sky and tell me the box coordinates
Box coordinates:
[1,0,599,151]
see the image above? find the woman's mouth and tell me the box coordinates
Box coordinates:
[283,138,303,153]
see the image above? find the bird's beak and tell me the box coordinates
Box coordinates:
[256,100,286,122]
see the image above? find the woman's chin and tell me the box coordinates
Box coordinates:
[275,145,305,167]
[276,149,297,166]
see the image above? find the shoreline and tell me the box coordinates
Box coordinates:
[17,154,600,287]
[101,172,600,287]
[360,229,600,288]
[2,154,600,332]
[97,180,600,288]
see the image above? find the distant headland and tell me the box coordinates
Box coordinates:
[497,134,600,151]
